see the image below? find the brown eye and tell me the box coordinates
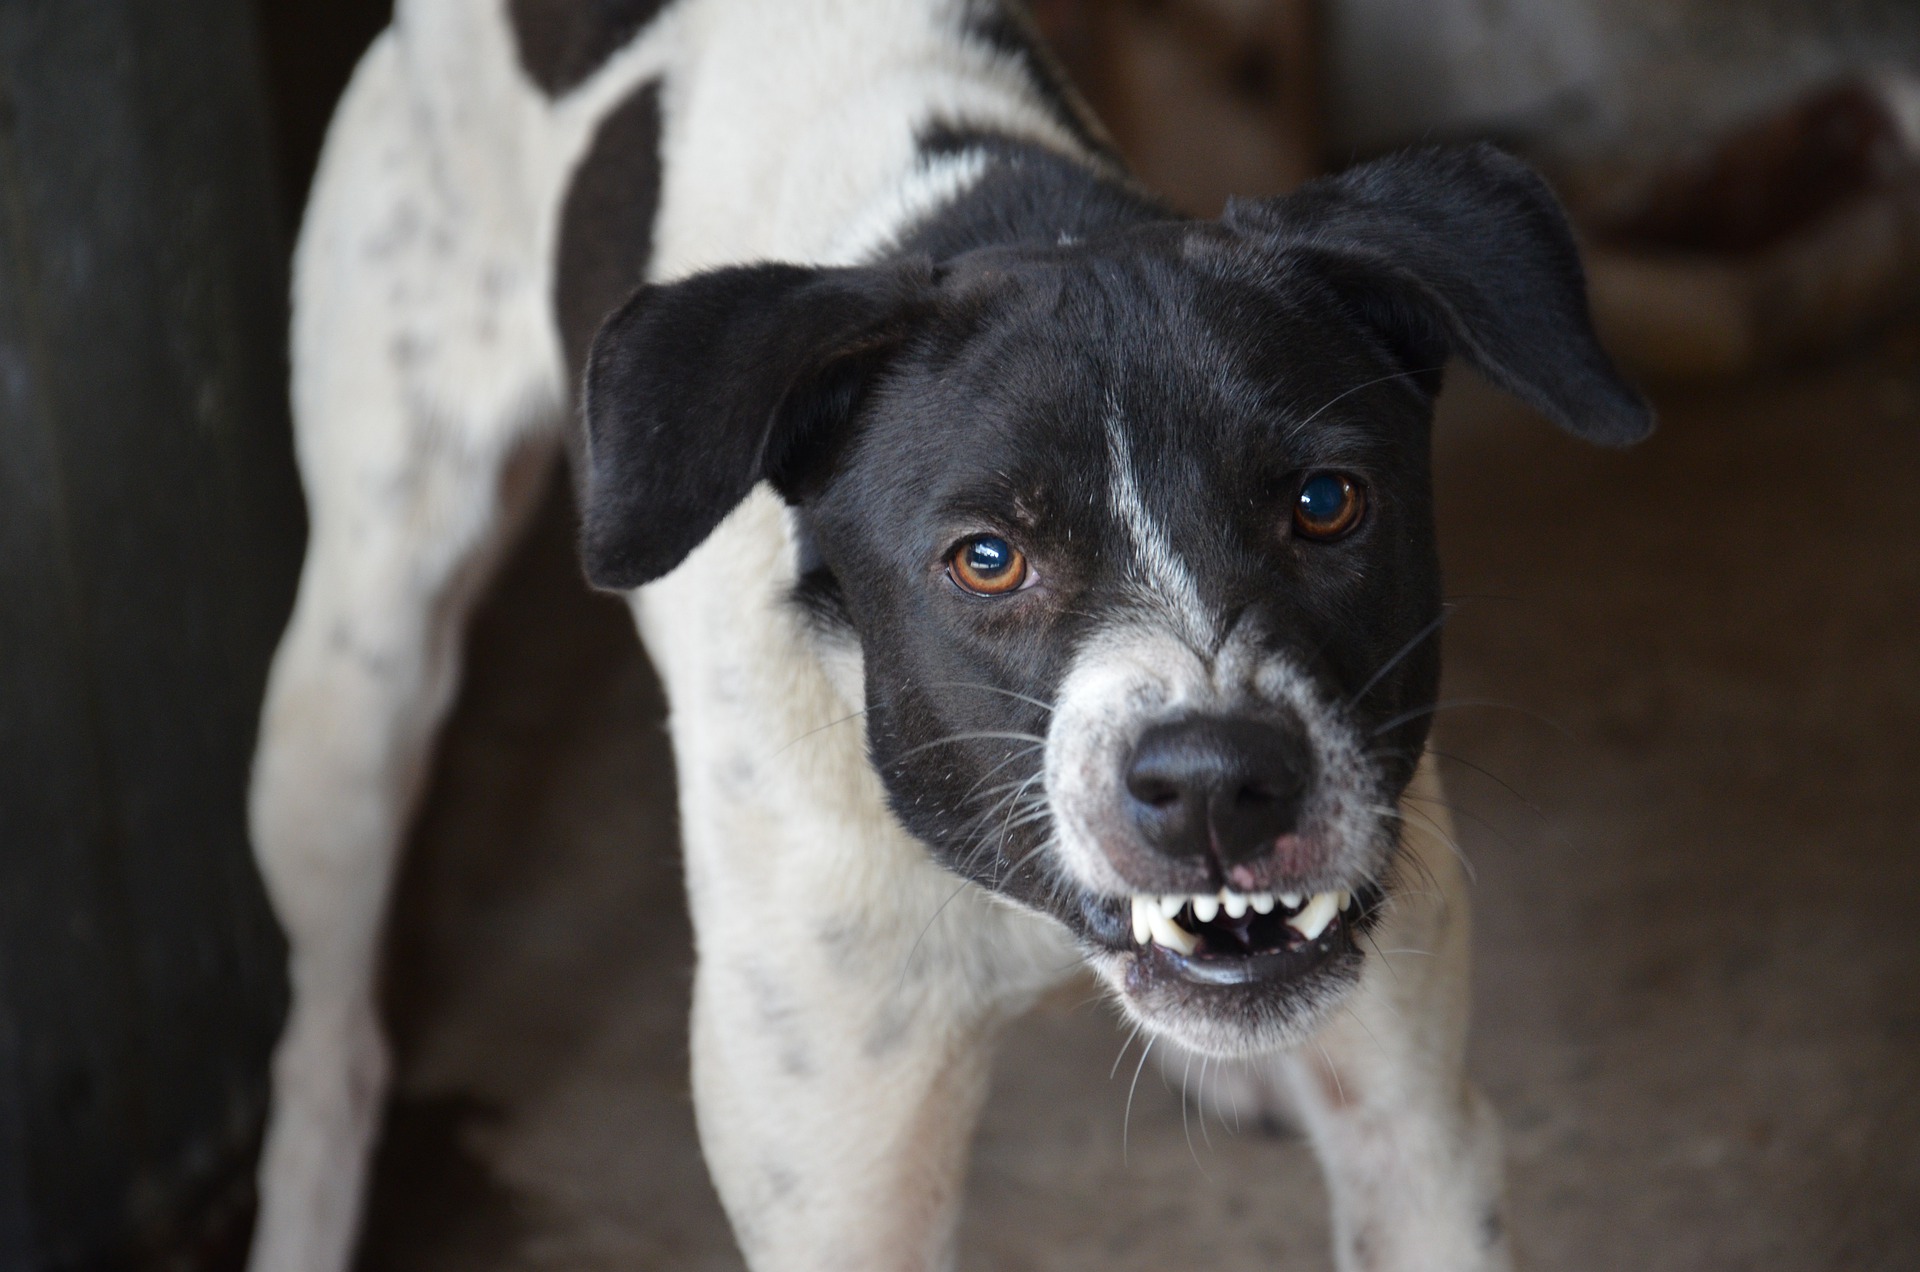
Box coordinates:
[949,535,1029,596]
[1293,472,1367,541]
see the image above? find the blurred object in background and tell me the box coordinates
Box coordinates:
[1320,0,1915,168]
[1039,0,1920,381]
[0,0,303,1268]
[1320,0,1920,381]
[1032,0,1323,213]
[1578,78,1919,254]
[1575,76,1920,380]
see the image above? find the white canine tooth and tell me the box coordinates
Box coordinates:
[1190,893,1220,923]
[1145,906,1199,955]
[1221,890,1249,919]
[1336,888,1353,913]
[1288,891,1341,942]
[1131,896,1151,945]
[1279,891,1302,910]
[1159,894,1185,919]
[1250,892,1276,915]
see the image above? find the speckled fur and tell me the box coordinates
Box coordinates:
[246,3,1508,1270]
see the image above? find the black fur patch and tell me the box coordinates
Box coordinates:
[555,79,663,389]
[509,0,670,97]
[580,260,936,588]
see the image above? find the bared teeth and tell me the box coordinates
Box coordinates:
[1145,904,1198,954]
[1129,895,1197,953]
[1131,887,1357,954]
[1287,891,1342,942]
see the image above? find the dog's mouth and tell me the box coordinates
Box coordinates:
[1080,883,1382,988]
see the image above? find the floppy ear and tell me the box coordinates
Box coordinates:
[1224,144,1653,446]
[578,259,934,589]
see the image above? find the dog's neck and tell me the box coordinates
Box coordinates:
[883,131,1170,264]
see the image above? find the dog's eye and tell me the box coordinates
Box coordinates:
[948,535,1029,596]
[1293,472,1367,541]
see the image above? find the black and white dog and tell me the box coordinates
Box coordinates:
[247,1,1650,1269]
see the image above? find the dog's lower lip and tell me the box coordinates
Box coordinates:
[1146,937,1345,986]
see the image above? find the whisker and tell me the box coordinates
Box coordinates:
[1351,976,1406,1027]
[1292,365,1443,435]
[893,730,1049,761]
[1370,698,1574,741]
[1346,608,1451,708]
[895,878,972,995]
[1361,928,1404,987]
[961,741,1046,787]
[769,707,867,757]
[1401,790,1524,857]
[1110,1020,1144,1081]
[992,837,1056,889]
[1395,801,1478,884]
[1180,1050,1211,1176]
[956,756,1047,816]
[1313,1040,1349,1103]
[1424,747,1577,853]
[1370,802,1476,885]
[1196,1056,1215,1152]
[1124,1037,1157,1165]
[954,772,1047,842]
[929,681,1056,714]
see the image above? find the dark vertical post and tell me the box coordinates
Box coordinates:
[0,0,303,1265]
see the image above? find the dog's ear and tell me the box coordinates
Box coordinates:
[579,259,934,590]
[1224,144,1652,446]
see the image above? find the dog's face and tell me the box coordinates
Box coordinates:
[796,234,1445,1053]
[580,147,1650,1055]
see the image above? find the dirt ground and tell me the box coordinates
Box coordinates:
[355,323,1920,1271]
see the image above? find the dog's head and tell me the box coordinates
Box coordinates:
[578,146,1650,1056]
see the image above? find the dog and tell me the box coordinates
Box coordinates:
[245,1,1651,1268]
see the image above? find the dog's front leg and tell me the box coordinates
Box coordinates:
[678,806,1068,1270]
[1279,759,1513,1272]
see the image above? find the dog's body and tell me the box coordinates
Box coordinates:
[248,3,1648,1269]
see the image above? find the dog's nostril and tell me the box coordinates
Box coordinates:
[1124,774,1187,811]
[1234,779,1282,806]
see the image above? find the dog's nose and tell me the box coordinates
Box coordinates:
[1124,716,1313,865]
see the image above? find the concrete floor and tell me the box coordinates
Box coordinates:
[356,324,1920,1271]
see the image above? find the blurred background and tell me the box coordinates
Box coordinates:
[1,0,1915,1268]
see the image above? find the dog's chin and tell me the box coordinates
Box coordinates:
[1073,886,1382,1059]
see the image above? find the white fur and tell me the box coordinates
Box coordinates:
[1103,395,1211,643]
[248,3,1507,1269]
